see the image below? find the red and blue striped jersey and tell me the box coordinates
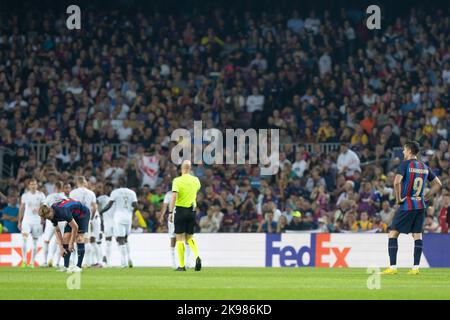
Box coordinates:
[50,198,89,226]
[396,159,436,211]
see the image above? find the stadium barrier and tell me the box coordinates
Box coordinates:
[1,233,449,268]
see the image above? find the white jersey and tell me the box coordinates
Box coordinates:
[21,191,46,223]
[110,188,138,223]
[97,195,113,220]
[45,192,67,207]
[70,187,96,213]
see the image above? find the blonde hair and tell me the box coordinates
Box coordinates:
[38,204,51,219]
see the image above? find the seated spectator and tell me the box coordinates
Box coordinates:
[378,200,395,226]
[199,209,220,233]
[276,215,288,233]
[352,211,373,232]
[286,211,306,231]
[257,212,277,233]
[1,196,19,233]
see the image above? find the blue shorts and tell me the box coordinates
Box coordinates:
[64,209,91,234]
[390,208,425,234]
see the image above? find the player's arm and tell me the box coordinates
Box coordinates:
[169,192,177,214]
[99,200,114,215]
[67,219,78,252]
[90,201,97,218]
[18,202,25,230]
[393,174,404,205]
[54,225,66,257]
[159,202,168,224]
[424,176,442,202]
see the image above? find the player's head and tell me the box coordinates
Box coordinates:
[96,182,104,195]
[76,176,87,188]
[28,178,38,192]
[64,183,72,196]
[54,181,64,193]
[403,141,420,159]
[38,204,54,220]
[181,159,191,174]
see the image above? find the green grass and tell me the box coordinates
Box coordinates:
[1,267,450,300]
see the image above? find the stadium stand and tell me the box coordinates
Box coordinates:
[0,0,448,235]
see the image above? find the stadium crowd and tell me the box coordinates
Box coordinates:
[0,3,449,235]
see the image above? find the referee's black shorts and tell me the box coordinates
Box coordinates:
[174,206,196,235]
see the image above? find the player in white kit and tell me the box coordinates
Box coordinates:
[100,183,138,268]
[18,179,46,268]
[96,182,114,266]
[158,189,191,269]
[69,176,98,267]
[42,181,67,267]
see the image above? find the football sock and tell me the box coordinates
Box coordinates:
[177,241,185,268]
[186,238,199,259]
[120,245,127,267]
[388,238,398,267]
[31,238,38,265]
[170,246,177,269]
[414,239,423,267]
[22,238,27,264]
[76,243,85,268]
[42,241,49,265]
[85,243,92,266]
[96,241,103,263]
[63,244,70,268]
[126,242,131,263]
[105,240,112,265]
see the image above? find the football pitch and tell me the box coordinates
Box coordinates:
[1,267,450,300]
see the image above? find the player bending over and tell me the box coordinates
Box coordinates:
[70,176,99,267]
[38,198,91,273]
[158,188,191,269]
[100,181,138,268]
[18,179,46,268]
[382,141,442,275]
[42,181,67,267]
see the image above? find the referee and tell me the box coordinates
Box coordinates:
[169,160,202,271]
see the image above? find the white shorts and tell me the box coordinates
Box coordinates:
[88,215,101,239]
[168,221,175,238]
[22,220,43,238]
[43,220,67,242]
[114,220,131,238]
[103,217,115,238]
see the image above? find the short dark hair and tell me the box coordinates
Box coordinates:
[404,141,420,155]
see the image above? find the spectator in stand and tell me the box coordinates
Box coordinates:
[352,211,373,232]
[199,208,220,233]
[378,200,395,226]
[337,143,361,179]
[1,196,19,233]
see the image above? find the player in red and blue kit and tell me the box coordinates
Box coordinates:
[39,198,91,273]
[382,141,442,275]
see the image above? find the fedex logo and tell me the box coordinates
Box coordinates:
[265,233,350,268]
[0,234,42,267]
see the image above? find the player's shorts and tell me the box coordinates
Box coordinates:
[103,216,115,238]
[114,220,132,237]
[64,209,91,234]
[43,220,67,241]
[88,215,101,239]
[174,206,196,235]
[22,220,43,238]
[390,208,426,234]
